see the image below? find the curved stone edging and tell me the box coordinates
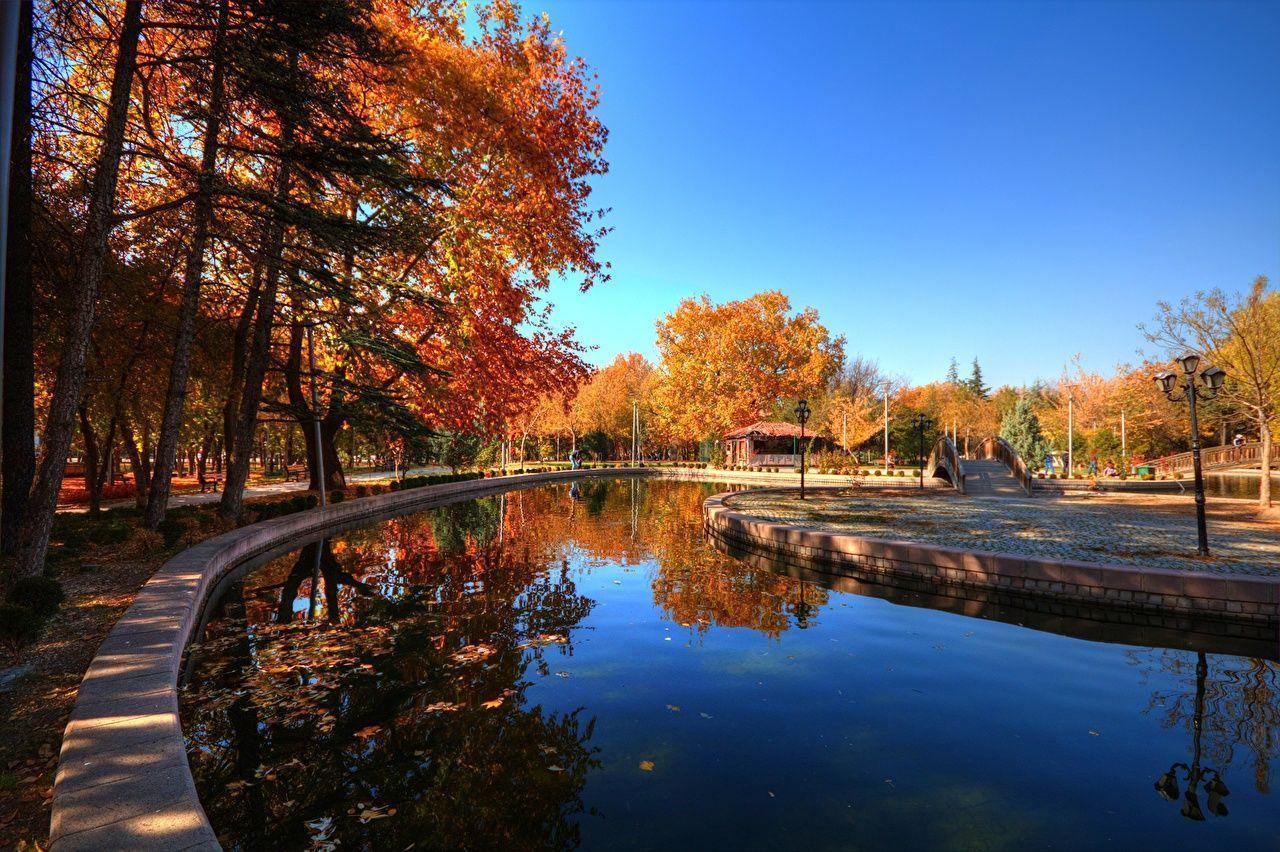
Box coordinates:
[49,468,656,851]
[703,491,1280,626]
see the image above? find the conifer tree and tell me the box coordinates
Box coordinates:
[1000,396,1048,469]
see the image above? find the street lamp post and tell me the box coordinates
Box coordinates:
[914,412,933,490]
[307,323,327,510]
[795,399,811,500]
[1155,354,1226,557]
[882,381,891,469]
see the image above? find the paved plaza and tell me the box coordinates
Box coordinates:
[724,488,1280,576]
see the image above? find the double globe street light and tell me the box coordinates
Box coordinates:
[1154,354,1226,557]
[795,399,811,500]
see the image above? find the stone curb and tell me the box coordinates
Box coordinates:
[703,491,1280,628]
[49,468,663,851]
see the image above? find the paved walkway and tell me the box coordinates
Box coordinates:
[963,459,1025,497]
[57,467,446,514]
[724,488,1280,576]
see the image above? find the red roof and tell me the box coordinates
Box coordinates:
[724,421,804,439]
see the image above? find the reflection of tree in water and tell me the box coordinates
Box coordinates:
[1131,649,1280,811]
[183,525,600,850]
[429,496,503,554]
[183,480,832,847]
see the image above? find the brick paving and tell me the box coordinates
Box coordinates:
[724,488,1280,576]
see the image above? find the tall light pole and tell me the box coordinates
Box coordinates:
[1067,394,1074,477]
[914,412,933,490]
[307,324,326,509]
[882,381,891,468]
[1155,355,1226,557]
[795,399,810,500]
[1121,409,1127,470]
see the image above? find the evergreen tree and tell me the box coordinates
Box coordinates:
[967,357,989,398]
[945,357,960,384]
[1000,396,1048,470]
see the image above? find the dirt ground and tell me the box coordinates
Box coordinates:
[0,551,162,849]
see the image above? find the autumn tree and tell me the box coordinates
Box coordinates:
[651,291,844,442]
[10,0,144,584]
[1144,277,1279,508]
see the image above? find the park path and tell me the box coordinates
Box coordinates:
[57,466,447,514]
[962,459,1026,497]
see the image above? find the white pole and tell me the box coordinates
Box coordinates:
[842,411,847,454]
[883,384,890,466]
[1067,396,1074,477]
[1121,409,1127,467]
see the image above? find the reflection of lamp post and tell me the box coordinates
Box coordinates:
[1154,652,1230,821]
[914,413,933,490]
[795,399,811,500]
[1155,354,1226,556]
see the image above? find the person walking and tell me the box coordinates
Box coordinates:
[1088,451,1098,476]
[1044,452,1055,476]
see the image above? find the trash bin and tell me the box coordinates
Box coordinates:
[1135,465,1155,476]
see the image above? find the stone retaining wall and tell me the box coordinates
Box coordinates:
[704,492,1280,628]
[49,468,655,850]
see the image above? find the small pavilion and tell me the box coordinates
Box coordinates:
[723,421,807,468]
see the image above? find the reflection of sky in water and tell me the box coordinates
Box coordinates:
[182,479,1280,851]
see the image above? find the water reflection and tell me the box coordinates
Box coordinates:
[182,479,1280,849]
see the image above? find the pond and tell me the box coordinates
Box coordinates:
[1202,472,1280,500]
[180,478,1280,850]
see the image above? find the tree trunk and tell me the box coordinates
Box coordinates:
[144,0,229,529]
[223,267,262,474]
[1,0,34,557]
[78,406,100,516]
[218,102,294,520]
[1259,419,1272,509]
[12,0,142,582]
[120,413,147,509]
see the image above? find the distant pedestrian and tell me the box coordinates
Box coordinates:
[1233,433,1246,448]
[1088,451,1098,476]
[1062,451,1071,475]
[1044,453,1055,475]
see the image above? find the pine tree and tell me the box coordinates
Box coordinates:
[967,357,988,398]
[945,357,960,385]
[1000,396,1048,470]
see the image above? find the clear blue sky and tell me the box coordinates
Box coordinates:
[539,0,1280,387]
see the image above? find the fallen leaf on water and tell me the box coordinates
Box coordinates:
[666,704,681,712]
[555,671,571,678]
[639,760,655,772]
[700,712,713,719]
[547,765,565,772]
[355,726,380,739]
[1088,730,1100,737]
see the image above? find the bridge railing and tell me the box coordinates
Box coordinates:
[1155,441,1262,474]
[926,435,965,494]
[972,436,1034,496]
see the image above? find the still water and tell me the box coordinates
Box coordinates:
[180,479,1280,850]
[1202,472,1280,500]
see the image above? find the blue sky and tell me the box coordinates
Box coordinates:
[539,0,1280,387]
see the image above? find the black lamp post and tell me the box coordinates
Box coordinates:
[1155,354,1226,557]
[795,399,811,499]
[913,412,933,489]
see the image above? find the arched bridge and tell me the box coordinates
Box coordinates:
[1151,441,1265,476]
[926,435,1034,497]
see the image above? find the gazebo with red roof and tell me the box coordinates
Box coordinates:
[723,420,807,468]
